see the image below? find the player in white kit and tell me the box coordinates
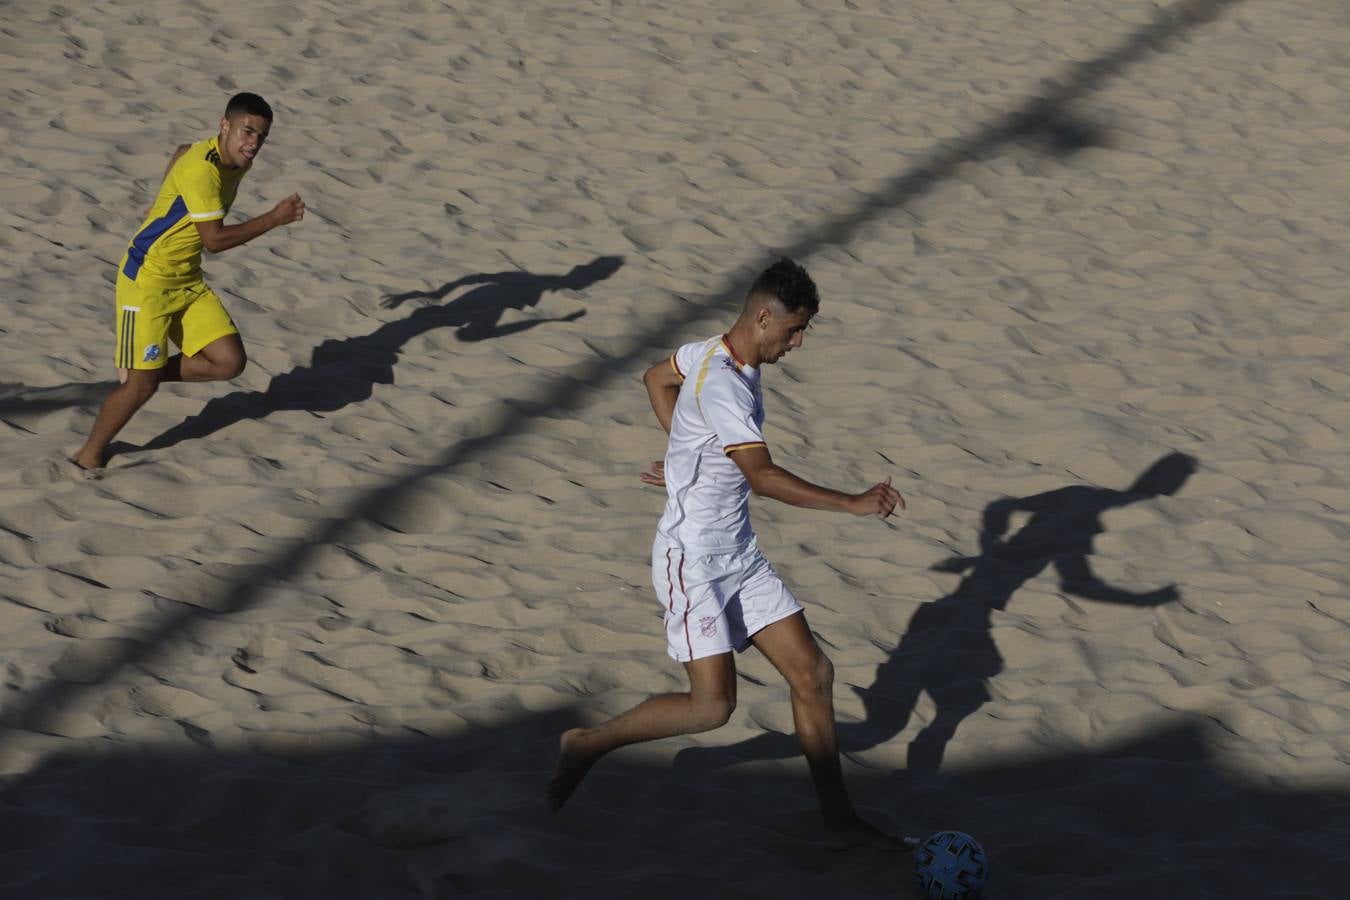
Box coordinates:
[547,259,907,849]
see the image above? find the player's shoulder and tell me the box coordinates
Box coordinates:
[672,334,719,374]
[176,138,224,177]
[676,334,720,357]
[699,347,754,395]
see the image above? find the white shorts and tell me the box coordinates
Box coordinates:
[652,539,804,663]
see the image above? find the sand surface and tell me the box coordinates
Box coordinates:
[3,0,1350,896]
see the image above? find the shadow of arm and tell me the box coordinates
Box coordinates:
[1056,556,1179,606]
[381,272,506,309]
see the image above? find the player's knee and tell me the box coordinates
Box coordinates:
[813,651,835,693]
[705,696,736,729]
[790,650,834,698]
[692,693,736,731]
[123,373,160,403]
[219,351,247,380]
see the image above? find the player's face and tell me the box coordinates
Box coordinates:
[218,113,271,168]
[761,306,813,364]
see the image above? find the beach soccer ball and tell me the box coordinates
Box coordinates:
[914,830,988,900]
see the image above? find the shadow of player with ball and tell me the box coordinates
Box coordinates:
[680,451,1197,777]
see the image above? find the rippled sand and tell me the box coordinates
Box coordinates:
[2,1,1349,897]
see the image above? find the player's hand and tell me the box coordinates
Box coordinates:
[270,193,305,226]
[849,476,905,518]
[640,460,665,487]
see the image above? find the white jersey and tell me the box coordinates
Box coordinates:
[655,335,766,553]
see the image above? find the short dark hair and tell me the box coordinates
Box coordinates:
[225,92,273,121]
[747,258,819,315]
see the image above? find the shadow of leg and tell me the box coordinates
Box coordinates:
[906,681,991,776]
[843,677,925,754]
[672,729,800,775]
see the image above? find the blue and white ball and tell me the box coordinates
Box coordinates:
[914,830,989,900]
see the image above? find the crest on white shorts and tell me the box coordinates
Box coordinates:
[699,616,718,638]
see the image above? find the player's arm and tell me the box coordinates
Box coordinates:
[730,445,904,518]
[194,193,305,253]
[643,355,684,434]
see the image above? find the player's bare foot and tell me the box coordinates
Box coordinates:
[546,728,598,812]
[68,454,104,478]
[824,814,917,852]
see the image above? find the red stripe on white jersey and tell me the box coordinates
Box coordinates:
[678,554,692,658]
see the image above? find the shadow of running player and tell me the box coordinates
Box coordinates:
[677,451,1198,777]
[125,256,622,455]
[378,255,621,334]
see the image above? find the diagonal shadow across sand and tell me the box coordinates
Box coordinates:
[1,707,1346,898]
[1,0,1247,823]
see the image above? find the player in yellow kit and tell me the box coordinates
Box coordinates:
[73,92,305,470]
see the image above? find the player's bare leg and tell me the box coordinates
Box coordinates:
[159,334,247,382]
[548,653,736,811]
[73,368,162,469]
[752,612,908,851]
[74,335,246,469]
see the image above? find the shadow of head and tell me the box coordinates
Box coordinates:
[1126,451,1198,498]
[559,255,624,290]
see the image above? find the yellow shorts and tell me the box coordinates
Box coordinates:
[114,274,238,370]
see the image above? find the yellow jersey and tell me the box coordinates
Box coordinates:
[120,137,248,287]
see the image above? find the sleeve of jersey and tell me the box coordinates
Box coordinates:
[177,157,227,223]
[699,371,767,456]
[671,341,702,381]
